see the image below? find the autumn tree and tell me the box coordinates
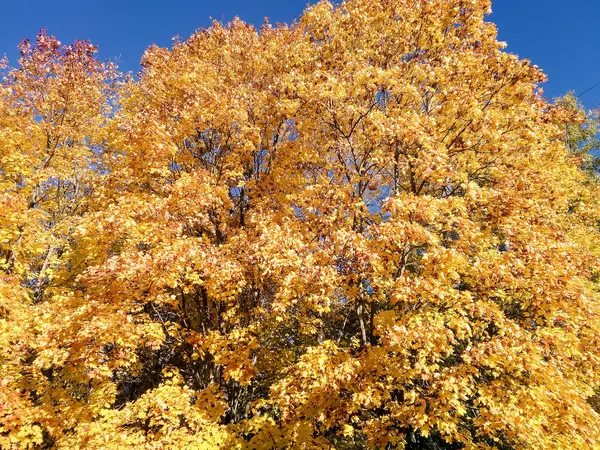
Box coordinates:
[2,1,600,449]
[554,91,600,174]
[0,32,117,448]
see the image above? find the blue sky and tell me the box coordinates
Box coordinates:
[2,0,600,108]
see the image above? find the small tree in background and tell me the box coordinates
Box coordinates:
[554,91,600,174]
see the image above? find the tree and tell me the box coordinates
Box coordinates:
[554,91,600,174]
[0,32,117,448]
[2,1,600,449]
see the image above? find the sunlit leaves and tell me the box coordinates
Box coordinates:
[2,0,600,448]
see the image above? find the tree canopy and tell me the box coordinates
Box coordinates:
[1,1,600,449]
[554,91,600,174]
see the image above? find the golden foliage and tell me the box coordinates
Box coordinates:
[2,1,600,449]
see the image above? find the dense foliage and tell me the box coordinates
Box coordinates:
[1,1,600,448]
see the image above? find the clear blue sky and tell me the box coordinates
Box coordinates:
[2,0,600,108]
